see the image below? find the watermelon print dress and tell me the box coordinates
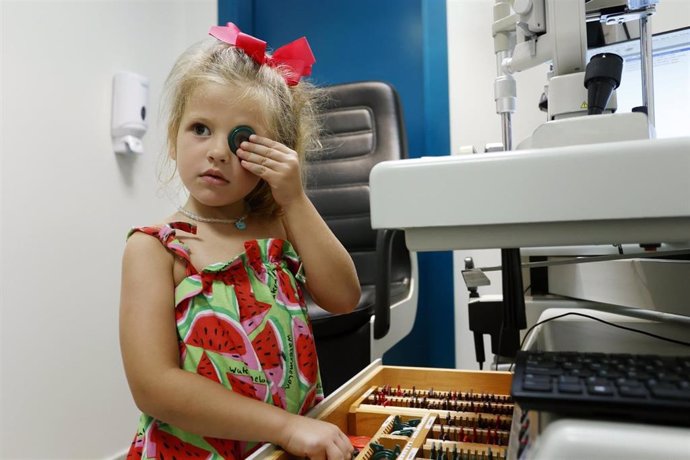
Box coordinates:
[126,222,323,460]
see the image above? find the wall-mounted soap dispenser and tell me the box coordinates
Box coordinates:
[111,71,149,155]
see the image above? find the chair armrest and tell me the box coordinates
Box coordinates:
[373,228,398,339]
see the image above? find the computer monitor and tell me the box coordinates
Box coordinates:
[587,26,690,139]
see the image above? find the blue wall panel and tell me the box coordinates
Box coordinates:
[252,0,426,159]
[218,0,254,35]
[218,0,454,368]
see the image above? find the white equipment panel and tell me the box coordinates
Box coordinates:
[370,137,690,250]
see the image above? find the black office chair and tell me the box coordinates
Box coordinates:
[304,81,418,396]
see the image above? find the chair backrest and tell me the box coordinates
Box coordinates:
[305,81,411,293]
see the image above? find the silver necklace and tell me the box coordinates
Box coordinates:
[177,206,249,230]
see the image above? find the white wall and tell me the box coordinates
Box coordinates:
[0,1,215,458]
[447,0,690,370]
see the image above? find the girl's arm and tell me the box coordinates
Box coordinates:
[280,195,361,314]
[237,135,361,314]
[119,233,353,459]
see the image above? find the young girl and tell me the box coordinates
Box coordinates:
[119,23,360,460]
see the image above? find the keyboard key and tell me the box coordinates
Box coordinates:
[587,383,615,396]
[523,379,551,392]
[648,383,690,400]
[562,361,582,371]
[597,369,623,379]
[616,378,643,387]
[568,368,593,378]
[617,385,648,398]
[558,376,580,385]
[657,372,683,383]
[586,376,609,386]
[525,366,559,376]
[626,370,651,380]
[558,383,583,394]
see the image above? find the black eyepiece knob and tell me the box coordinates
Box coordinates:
[584,53,624,115]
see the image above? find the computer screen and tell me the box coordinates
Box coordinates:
[587,26,690,139]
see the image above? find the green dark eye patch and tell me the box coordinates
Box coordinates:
[228,125,255,154]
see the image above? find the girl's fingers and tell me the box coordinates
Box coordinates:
[236,141,299,174]
[246,135,296,155]
[334,436,353,459]
[237,148,281,170]
[240,159,278,180]
[241,137,298,161]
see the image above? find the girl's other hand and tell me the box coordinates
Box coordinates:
[278,415,354,460]
[236,135,305,208]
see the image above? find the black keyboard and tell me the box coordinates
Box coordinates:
[511,350,690,425]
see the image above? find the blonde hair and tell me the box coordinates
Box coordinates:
[161,37,323,216]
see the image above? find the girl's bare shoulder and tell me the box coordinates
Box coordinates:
[123,227,174,266]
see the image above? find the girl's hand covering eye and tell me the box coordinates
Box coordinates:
[235,135,304,208]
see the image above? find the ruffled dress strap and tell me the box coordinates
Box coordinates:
[127,222,199,276]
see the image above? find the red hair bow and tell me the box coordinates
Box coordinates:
[209,22,315,86]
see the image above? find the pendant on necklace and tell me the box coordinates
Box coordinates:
[235,218,247,231]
